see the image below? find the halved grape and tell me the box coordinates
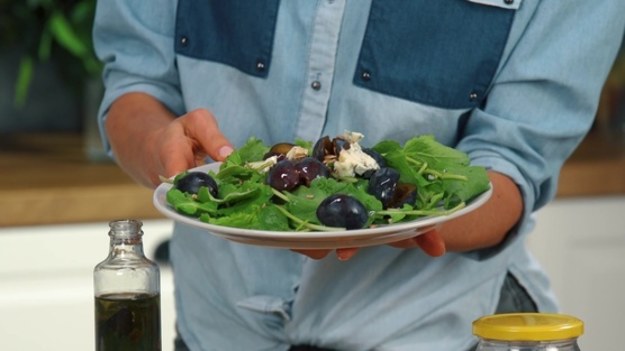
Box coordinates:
[312,136,333,161]
[294,157,330,186]
[267,159,300,191]
[389,183,417,208]
[263,142,295,161]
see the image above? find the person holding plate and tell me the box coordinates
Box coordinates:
[93,1,625,350]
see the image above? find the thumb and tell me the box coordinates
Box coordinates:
[180,109,234,161]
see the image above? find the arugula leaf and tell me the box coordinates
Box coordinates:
[284,185,327,225]
[221,137,268,168]
[197,182,261,204]
[440,165,490,203]
[374,134,489,210]
[294,138,313,151]
[403,135,469,168]
[216,184,274,216]
[166,188,218,216]
[204,204,290,231]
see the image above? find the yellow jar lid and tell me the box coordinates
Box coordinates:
[473,313,584,341]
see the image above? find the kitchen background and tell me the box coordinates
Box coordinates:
[0,1,624,350]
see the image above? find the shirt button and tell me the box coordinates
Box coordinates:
[255,60,266,72]
[361,70,371,81]
[469,91,479,101]
[503,0,514,5]
[180,36,188,46]
[311,80,322,90]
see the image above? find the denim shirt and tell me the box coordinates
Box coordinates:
[94,1,625,350]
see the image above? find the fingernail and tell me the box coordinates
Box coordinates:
[337,249,356,261]
[218,145,234,159]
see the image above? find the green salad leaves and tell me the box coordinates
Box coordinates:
[165,134,490,232]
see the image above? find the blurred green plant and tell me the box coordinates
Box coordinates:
[0,0,101,107]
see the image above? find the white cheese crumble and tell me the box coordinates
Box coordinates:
[340,131,365,144]
[333,132,380,178]
[285,146,308,160]
[246,155,278,173]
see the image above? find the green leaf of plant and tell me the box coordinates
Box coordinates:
[70,1,94,23]
[37,27,52,61]
[49,11,88,58]
[14,56,34,107]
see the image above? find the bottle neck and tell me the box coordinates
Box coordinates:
[107,219,145,258]
[108,237,145,257]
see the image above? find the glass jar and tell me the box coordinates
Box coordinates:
[473,313,583,351]
[93,219,161,351]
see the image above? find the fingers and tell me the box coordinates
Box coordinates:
[156,108,234,183]
[413,229,446,257]
[158,125,197,179]
[387,227,447,257]
[336,247,359,261]
[291,249,332,259]
[291,247,359,261]
[179,109,234,162]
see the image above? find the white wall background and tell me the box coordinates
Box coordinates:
[0,220,176,351]
[527,196,625,351]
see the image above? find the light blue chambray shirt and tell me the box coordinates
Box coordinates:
[94,1,625,350]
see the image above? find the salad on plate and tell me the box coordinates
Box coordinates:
[163,131,491,233]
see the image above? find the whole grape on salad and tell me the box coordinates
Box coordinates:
[165,131,490,232]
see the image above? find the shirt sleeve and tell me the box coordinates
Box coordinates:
[456,0,625,257]
[92,0,185,155]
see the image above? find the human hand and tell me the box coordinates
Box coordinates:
[106,93,234,188]
[292,167,525,262]
[145,108,234,186]
[291,227,446,261]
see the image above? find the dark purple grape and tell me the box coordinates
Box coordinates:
[175,172,218,196]
[389,183,417,208]
[312,136,333,161]
[363,148,386,168]
[294,157,330,186]
[332,137,351,155]
[367,167,400,209]
[316,194,369,230]
[361,148,386,179]
[267,160,300,191]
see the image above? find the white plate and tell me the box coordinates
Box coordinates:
[153,163,492,249]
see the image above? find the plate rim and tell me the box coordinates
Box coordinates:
[153,162,492,247]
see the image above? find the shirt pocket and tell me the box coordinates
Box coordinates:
[174,0,280,78]
[354,0,520,109]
